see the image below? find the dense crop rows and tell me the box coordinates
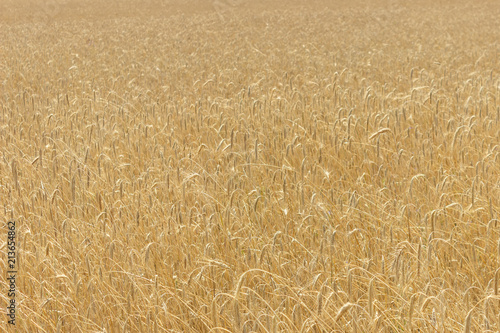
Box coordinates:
[2,1,500,331]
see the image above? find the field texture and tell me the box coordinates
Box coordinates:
[2,0,500,332]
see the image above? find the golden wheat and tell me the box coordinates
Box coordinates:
[1,0,500,332]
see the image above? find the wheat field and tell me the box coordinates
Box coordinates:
[1,0,500,332]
